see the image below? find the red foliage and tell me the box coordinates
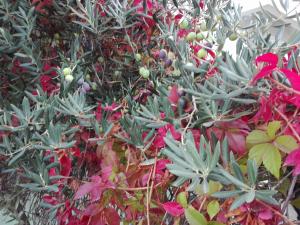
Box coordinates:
[162,201,184,217]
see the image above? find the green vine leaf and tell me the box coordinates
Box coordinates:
[185,205,207,225]
[274,135,298,153]
[249,143,281,178]
[267,121,281,139]
[207,200,220,220]
[248,143,271,165]
[263,146,281,179]
[246,130,271,146]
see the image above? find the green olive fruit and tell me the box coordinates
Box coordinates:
[179,18,189,29]
[139,67,150,79]
[197,49,207,59]
[65,74,74,82]
[229,33,238,41]
[186,32,197,42]
[62,67,72,76]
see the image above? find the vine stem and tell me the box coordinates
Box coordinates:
[270,77,300,96]
[256,200,296,225]
[282,175,298,214]
[116,182,162,191]
[274,107,300,143]
[272,171,293,189]
[146,155,157,225]
[181,96,197,144]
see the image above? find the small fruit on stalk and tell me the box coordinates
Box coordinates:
[196,32,205,41]
[63,67,72,76]
[135,53,142,62]
[65,74,74,82]
[197,48,207,59]
[186,32,196,42]
[229,33,238,41]
[139,67,150,79]
[179,18,189,29]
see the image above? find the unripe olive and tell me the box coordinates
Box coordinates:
[91,82,97,90]
[186,32,197,42]
[135,53,142,62]
[197,49,207,59]
[97,57,105,63]
[139,67,150,79]
[54,33,60,40]
[63,67,72,76]
[86,74,91,81]
[229,33,238,41]
[65,74,74,82]
[179,18,189,29]
[196,32,204,41]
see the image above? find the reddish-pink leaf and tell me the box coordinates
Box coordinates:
[284,148,300,176]
[162,201,184,217]
[104,208,120,225]
[82,203,100,217]
[258,209,273,220]
[59,155,71,177]
[227,131,247,155]
[284,148,300,166]
[256,53,278,66]
[168,86,180,104]
[281,68,300,91]
[252,65,275,83]
[252,53,278,84]
[253,96,272,123]
[74,181,96,200]
[153,124,181,149]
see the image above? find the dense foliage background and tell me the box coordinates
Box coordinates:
[1,0,300,224]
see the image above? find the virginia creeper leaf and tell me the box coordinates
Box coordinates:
[263,146,281,179]
[176,192,188,208]
[274,135,298,153]
[207,200,220,219]
[162,201,184,217]
[185,205,207,225]
[249,143,272,165]
[267,121,281,139]
[246,130,271,146]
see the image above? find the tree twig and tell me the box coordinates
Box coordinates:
[274,107,300,143]
[282,175,298,214]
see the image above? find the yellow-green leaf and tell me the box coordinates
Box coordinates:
[249,143,274,165]
[195,181,223,196]
[263,146,281,179]
[207,200,220,219]
[267,121,281,139]
[246,130,271,146]
[208,222,225,225]
[177,192,188,208]
[185,205,207,225]
[208,181,223,195]
[291,198,300,209]
[274,135,298,153]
